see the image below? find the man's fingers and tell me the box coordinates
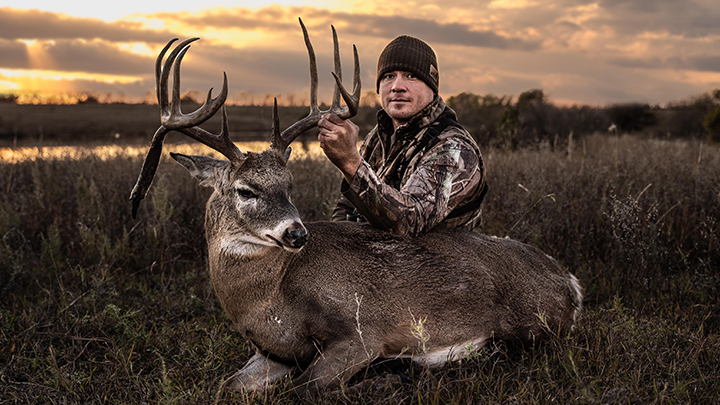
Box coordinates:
[318,115,337,130]
[318,127,334,138]
[323,113,345,125]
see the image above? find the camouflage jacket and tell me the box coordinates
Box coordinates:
[331,96,486,237]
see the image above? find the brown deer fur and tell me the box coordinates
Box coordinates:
[170,148,583,397]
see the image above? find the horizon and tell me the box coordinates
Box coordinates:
[1,1,719,106]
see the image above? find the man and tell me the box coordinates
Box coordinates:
[318,35,486,237]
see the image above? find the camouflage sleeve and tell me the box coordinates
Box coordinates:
[331,130,377,222]
[341,130,483,237]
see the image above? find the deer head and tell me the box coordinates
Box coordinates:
[129,18,360,253]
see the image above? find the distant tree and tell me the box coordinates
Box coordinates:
[516,89,550,144]
[606,103,656,133]
[653,91,717,138]
[0,93,18,104]
[180,90,201,105]
[77,93,100,104]
[517,88,545,105]
[498,101,520,149]
[703,107,720,143]
[447,92,511,146]
[359,90,381,108]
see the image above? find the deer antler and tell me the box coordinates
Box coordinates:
[270,18,361,152]
[130,21,360,218]
[129,38,240,218]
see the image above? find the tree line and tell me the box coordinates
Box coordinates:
[2,89,720,145]
[446,89,720,147]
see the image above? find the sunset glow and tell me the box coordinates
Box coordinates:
[0,141,326,163]
[1,1,718,105]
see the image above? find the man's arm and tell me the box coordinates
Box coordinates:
[341,131,483,237]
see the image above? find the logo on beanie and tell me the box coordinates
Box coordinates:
[429,64,438,81]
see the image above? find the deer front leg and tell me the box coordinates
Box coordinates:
[223,351,294,393]
[289,339,377,398]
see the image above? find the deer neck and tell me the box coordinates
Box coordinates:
[207,229,292,298]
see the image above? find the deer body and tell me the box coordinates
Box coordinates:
[171,149,582,395]
[130,21,582,397]
[211,221,581,358]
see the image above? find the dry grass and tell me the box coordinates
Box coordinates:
[1,134,718,403]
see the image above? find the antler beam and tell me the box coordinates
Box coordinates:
[130,38,240,218]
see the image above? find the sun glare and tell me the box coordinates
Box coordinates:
[0,68,145,104]
[0,81,19,91]
[116,43,158,58]
[0,69,141,84]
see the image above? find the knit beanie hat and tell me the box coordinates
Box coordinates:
[376,35,439,94]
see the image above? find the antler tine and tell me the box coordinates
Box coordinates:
[177,103,242,161]
[158,38,198,119]
[271,18,361,152]
[156,38,178,110]
[299,18,319,114]
[130,125,170,219]
[161,39,240,160]
[270,98,282,149]
[330,43,361,119]
[330,25,341,109]
[165,44,229,129]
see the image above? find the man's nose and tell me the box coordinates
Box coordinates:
[391,76,407,91]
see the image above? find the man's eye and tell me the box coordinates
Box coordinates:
[384,74,394,80]
[236,188,257,199]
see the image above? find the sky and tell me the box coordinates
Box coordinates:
[1,0,719,106]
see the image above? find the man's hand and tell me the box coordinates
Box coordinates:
[318,113,362,183]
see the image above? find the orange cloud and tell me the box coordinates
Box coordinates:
[1,2,719,105]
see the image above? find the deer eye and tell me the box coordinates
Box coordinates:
[236,188,257,199]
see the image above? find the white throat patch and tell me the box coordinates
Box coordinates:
[220,234,274,258]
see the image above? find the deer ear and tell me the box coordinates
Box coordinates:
[170,153,230,188]
[284,147,292,162]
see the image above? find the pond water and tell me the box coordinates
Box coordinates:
[0,141,326,164]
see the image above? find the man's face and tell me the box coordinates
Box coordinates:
[379,70,435,128]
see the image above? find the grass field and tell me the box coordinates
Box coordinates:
[1,134,718,404]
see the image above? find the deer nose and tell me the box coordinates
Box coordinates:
[287,226,308,248]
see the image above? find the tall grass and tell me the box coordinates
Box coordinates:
[1,135,718,403]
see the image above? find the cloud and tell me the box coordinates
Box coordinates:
[0,39,29,68]
[1,2,719,105]
[609,55,720,74]
[608,57,665,70]
[161,7,541,50]
[0,7,175,43]
[585,0,720,38]
[337,14,541,50]
[151,6,297,33]
[168,41,369,102]
[0,33,367,101]
[40,40,154,74]
[0,39,153,75]
[682,56,720,73]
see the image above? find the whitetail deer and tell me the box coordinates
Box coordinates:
[130,19,583,398]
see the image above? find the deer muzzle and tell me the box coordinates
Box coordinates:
[285,224,308,249]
